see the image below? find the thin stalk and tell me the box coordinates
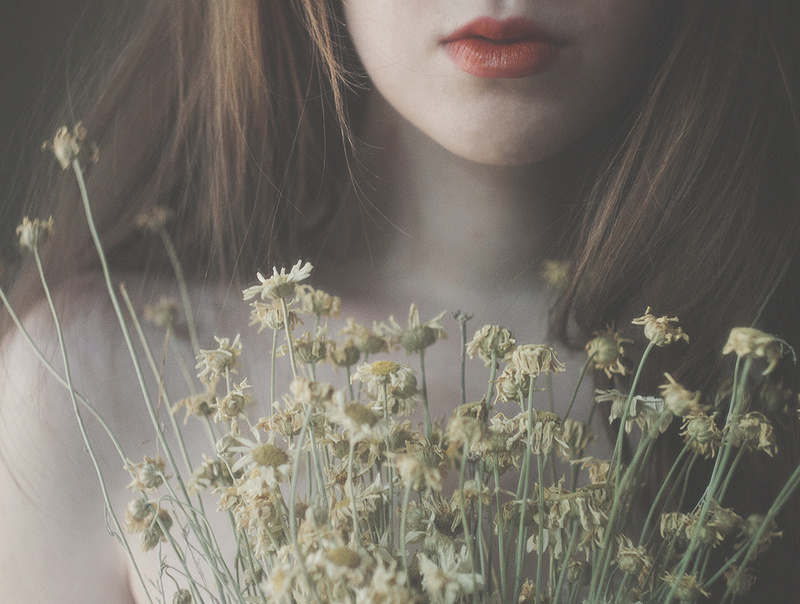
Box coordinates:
[279,297,298,379]
[494,456,508,599]
[419,348,432,438]
[484,351,498,416]
[535,453,545,604]
[158,228,200,356]
[400,482,412,571]
[611,340,656,492]
[457,443,479,604]
[30,246,153,603]
[348,438,360,544]
[270,328,278,413]
[553,523,580,604]
[513,376,537,604]
[563,354,594,422]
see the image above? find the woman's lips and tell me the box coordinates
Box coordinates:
[441,17,562,79]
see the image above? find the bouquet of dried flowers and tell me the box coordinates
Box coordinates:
[5,125,799,604]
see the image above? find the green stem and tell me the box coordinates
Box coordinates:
[159,229,200,356]
[419,348,432,438]
[30,246,153,604]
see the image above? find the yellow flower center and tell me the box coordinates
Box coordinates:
[370,360,400,376]
[325,546,362,568]
[345,403,380,427]
[251,443,289,468]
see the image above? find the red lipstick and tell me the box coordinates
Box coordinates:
[441,17,562,79]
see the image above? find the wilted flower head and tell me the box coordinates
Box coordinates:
[16,216,54,251]
[139,506,173,552]
[127,455,167,491]
[212,378,252,422]
[562,419,596,459]
[328,339,361,369]
[395,452,443,491]
[632,307,689,347]
[723,327,785,376]
[510,344,566,378]
[242,260,313,301]
[248,299,302,332]
[196,334,242,387]
[736,513,783,557]
[295,284,341,317]
[327,398,388,443]
[661,572,710,602]
[616,535,652,579]
[388,303,447,353]
[724,565,757,598]
[586,327,631,378]
[42,122,97,169]
[172,589,192,604]
[135,205,174,233]
[417,545,483,604]
[466,324,516,365]
[598,389,672,434]
[541,259,571,291]
[728,411,778,456]
[144,297,179,330]
[659,373,702,417]
[339,318,391,355]
[351,359,415,397]
[681,412,722,458]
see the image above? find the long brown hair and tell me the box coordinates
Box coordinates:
[5,0,800,599]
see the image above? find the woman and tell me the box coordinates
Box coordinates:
[1,0,799,601]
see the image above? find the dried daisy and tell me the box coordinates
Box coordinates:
[632,307,689,347]
[540,259,572,291]
[42,122,97,169]
[212,378,252,422]
[329,339,361,368]
[139,507,173,552]
[616,535,652,579]
[351,359,416,398]
[510,344,566,378]
[661,572,710,602]
[728,411,778,456]
[562,419,596,459]
[230,439,291,486]
[388,303,447,354]
[143,297,179,330]
[395,452,443,491]
[681,412,722,458]
[585,326,631,378]
[466,324,516,365]
[736,514,782,556]
[417,545,483,604]
[172,391,216,423]
[126,455,167,491]
[242,260,313,301]
[195,334,242,387]
[724,565,757,597]
[249,299,302,332]
[327,399,388,443]
[16,216,54,251]
[659,373,702,417]
[598,389,671,434]
[172,589,192,604]
[339,318,391,355]
[295,284,341,317]
[722,327,785,376]
[135,205,173,233]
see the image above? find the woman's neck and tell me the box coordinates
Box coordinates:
[330,92,576,322]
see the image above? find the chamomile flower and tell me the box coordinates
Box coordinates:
[722,327,786,375]
[196,334,242,387]
[42,122,98,169]
[586,326,631,378]
[16,216,54,251]
[242,260,313,301]
[632,307,689,347]
[387,303,447,354]
[466,325,516,365]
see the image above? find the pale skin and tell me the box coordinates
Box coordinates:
[0,1,664,600]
